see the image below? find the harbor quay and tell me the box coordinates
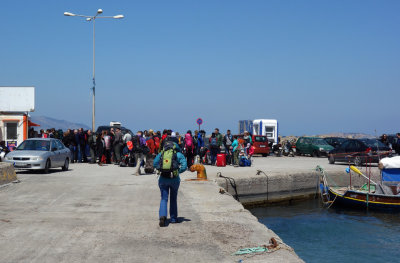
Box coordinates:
[207,156,381,206]
[0,157,379,262]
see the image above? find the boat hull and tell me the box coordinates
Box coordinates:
[328,187,400,211]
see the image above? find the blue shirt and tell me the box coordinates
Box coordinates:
[197,134,204,148]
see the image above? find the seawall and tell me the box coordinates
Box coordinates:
[206,156,380,206]
[0,162,17,186]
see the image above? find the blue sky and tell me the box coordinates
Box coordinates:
[1,1,399,135]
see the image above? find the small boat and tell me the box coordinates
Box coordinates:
[317,158,400,212]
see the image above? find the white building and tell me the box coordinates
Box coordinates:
[0,87,36,150]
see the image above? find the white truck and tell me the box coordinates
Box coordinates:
[109,121,122,128]
[252,119,279,145]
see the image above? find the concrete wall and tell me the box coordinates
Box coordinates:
[216,171,319,206]
[0,162,17,185]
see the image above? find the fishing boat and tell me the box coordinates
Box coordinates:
[317,157,400,211]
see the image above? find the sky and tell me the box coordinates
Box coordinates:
[1,0,399,136]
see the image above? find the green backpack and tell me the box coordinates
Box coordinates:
[159,141,179,178]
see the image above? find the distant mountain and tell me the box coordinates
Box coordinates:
[317,132,374,139]
[30,116,90,131]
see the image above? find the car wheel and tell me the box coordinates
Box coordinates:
[329,154,335,164]
[354,156,363,166]
[44,159,51,174]
[262,153,268,157]
[312,150,320,158]
[62,158,69,171]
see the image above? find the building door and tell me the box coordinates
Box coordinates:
[5,122,18,150]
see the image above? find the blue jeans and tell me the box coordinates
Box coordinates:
[210,147,218,165]
[75,144,82,163]
[158,178,180,221]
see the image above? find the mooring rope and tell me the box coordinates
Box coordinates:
[217,172,239,201]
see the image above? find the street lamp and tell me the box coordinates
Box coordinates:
[64,9,124,132]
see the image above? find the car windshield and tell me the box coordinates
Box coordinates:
[16,140,50,151]
[255,136,267,142]
[360,139,387,148]
[313,138,329,145]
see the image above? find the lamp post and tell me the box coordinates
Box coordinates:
[64,9,124,132]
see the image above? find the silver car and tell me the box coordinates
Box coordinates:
[4,138,71,173]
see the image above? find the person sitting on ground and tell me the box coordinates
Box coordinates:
[153,140,187,227]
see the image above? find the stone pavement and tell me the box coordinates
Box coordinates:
[0,161,303,263]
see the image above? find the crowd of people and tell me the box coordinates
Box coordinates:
[29,127,257,173]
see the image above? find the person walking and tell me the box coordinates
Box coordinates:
[223,129,234,165]
[153,140,187,227]
[134,131,147,176]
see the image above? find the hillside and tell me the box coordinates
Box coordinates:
[30,116,90,131]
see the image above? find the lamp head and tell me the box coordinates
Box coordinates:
[86,18,92,21]
[113,15,124,19]
[97,9,103,14]
[64,12,75,16]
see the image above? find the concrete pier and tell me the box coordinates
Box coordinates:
[206,156,380,206]
[0,161,303,263]
[0,162,17,186]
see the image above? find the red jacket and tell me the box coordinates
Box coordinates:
[146,137,156,155]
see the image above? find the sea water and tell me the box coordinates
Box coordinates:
[250,199,400,263]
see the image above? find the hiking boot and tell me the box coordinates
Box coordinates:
[159,216,167,227]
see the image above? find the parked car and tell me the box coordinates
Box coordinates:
[4,138,71,173]
[296,137,334,157]
[324,137,346,148]
[328,138,392,166]
[236,134,270,156]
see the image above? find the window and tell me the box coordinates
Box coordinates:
[339,141,350,149]
[56,140,65,149]
[17,140,50,151]
[255,136,267,142]
[253,124,259,135]
[6,122,18,140]
[265,127,274,138]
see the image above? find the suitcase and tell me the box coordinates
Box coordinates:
[144,155,154,174]
[216,154,226,167]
